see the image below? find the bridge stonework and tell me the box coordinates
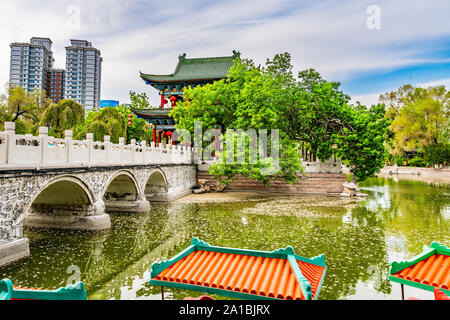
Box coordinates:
[0,164,196,267]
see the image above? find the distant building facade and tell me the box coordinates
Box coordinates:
[64,40,103,111]
[100,100,119,108]
[48,69,65,103]
[9,37,54,93]
[9,38,103,108]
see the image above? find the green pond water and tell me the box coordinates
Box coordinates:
[1,177,449,300]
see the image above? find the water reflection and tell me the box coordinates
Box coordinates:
[442,205,450,220]
[0,178,448,300]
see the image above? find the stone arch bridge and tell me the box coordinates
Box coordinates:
[0,122,196,267]
[0,164,196,266]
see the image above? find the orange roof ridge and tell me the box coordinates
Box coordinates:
[1,279,87,300]
[149,238,326,300]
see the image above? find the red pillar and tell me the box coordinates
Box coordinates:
[161,94,164,109]
[153,129,156,143]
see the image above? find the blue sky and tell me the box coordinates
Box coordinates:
[1,0,450,106]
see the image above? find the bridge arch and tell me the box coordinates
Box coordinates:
[21,175,110,231]
[103,170,150,213]
[145,169,169,201]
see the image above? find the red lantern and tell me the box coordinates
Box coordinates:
[166,131,173,137]
[170,96,177,108]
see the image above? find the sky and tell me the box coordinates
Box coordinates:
[1,0,450,106]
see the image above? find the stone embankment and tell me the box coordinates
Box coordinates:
[195,172,347,195]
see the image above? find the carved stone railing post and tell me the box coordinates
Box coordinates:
[38,127,49,165]
[86,133,94,165]
[173,145,178,163]
[104,135,111,164]
[130,139,136,163]
[4,122,15,165]
[150,142,155,164]
[141,141,147,162]
[119,137,125,164]
[65,130,73,164]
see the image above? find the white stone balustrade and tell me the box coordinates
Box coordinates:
[302,158,343,174]
[0,122,193,168]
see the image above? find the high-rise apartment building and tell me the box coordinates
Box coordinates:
[9,37,54,93]
[48,69,65,103]
[64,40,102,110]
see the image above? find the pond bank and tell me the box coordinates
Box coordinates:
[378,166,450,185]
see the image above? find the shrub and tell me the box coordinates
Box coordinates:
[408,156,427,167]
[394,156,406,166]
[423,143,450,166]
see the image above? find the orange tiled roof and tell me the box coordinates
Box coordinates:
[150,238,326,300]
[392,254,449,290]
[390,242,450,294]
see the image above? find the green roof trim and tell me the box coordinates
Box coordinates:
[140,51,240,84]
[130,107,172,116]
[389,242,450,295]
[0,279,88,300]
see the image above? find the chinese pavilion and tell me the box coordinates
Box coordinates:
[133,51,240,144]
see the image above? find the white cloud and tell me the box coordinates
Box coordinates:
[351,93,381,107]
[1,0,450,106]
[417,78,450,89]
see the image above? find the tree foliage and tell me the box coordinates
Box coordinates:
[39,99,85,138]
[75,107,127,143]
[0,86,51,133]
[129,91,150,109]
[380,85,450,119]
[172,52,390,182]
[382,85,450,162]
[423,143,450,166]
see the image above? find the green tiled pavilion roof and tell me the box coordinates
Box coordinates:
[140,51,240,84]
[130,107,172,116]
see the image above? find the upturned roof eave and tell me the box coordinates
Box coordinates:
[140,76,225,84]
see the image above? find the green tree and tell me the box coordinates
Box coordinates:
[39,99,85,138]
[379,84,450,120]
[423,143,450,166]
[337,104,390,181]
[380,84,450,164]
[0,86,51,133]
[390,97,448,156]
[129,91,150,109]
[75,107,127,143]
[172,53,390,183]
